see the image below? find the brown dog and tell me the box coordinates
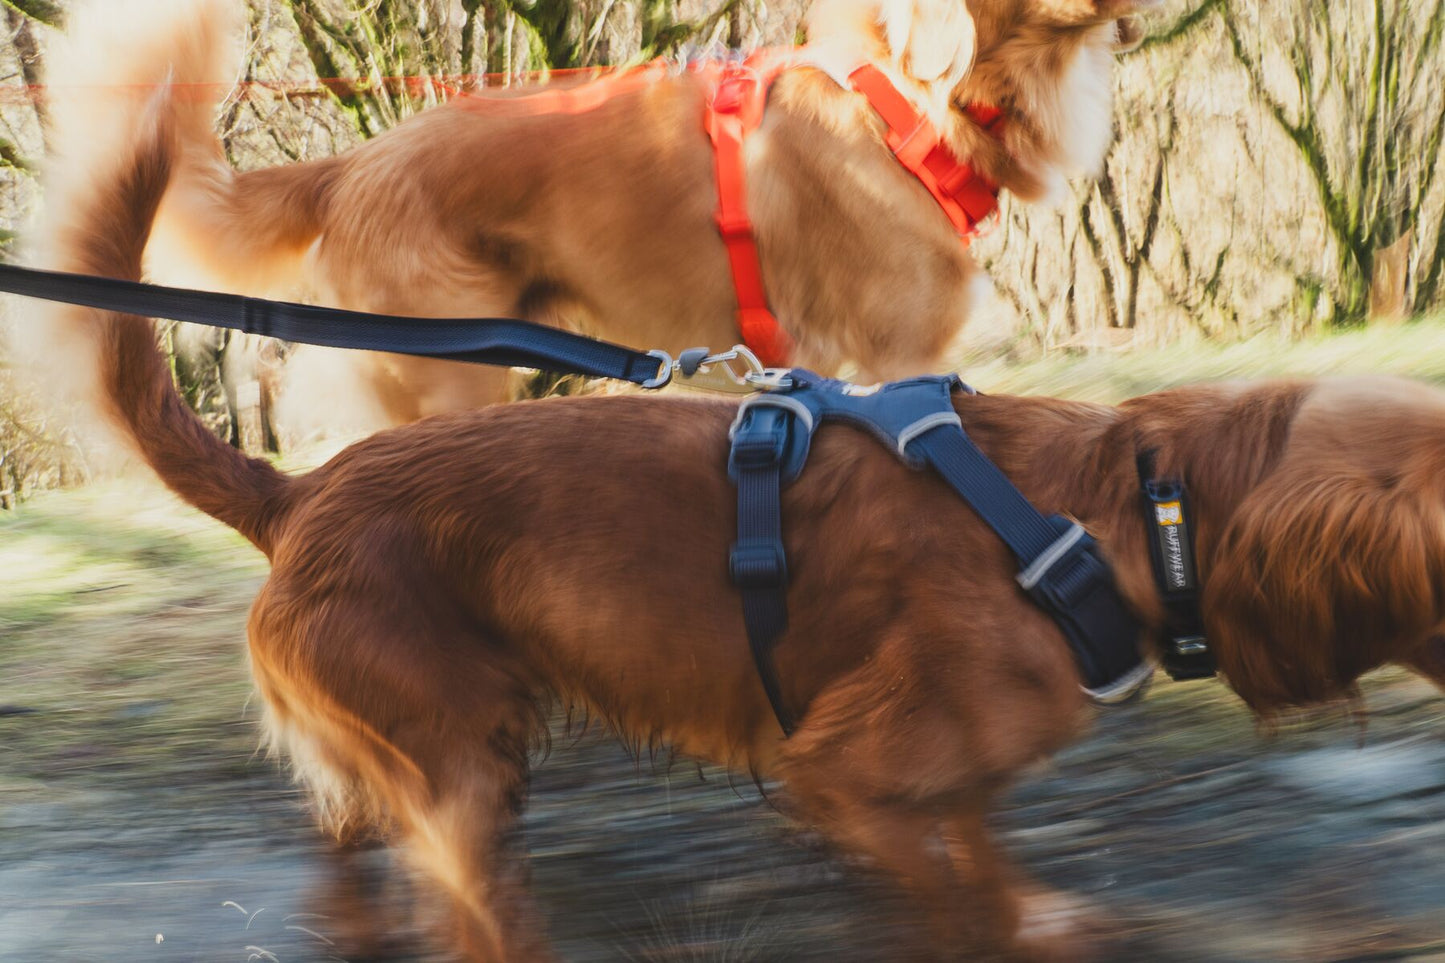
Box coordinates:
[34,34,1445,960]
[128,0,1151,425]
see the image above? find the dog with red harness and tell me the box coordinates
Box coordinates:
[113,0,1153,425]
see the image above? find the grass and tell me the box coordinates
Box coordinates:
[0,477,268,793]
[961,312,1445,401]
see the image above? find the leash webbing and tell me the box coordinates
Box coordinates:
[0,263,671,387]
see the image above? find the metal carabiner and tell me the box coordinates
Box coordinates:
[671,344,792,394]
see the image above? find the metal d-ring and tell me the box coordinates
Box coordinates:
[640,349,674,389]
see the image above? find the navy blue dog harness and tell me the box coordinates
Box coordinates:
[727,371,1151,735]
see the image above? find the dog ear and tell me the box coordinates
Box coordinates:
[1112,15,1146,53]
[878,0,977,84]
[804,0,977,86]
[1204,464,1445,716]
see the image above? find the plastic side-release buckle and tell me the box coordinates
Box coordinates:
[728,404,792,469]
[1017,520,1144,692]
[1163,635,1215,680]
[1016,522,1098,609]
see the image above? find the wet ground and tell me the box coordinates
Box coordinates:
[3,484,1445,962]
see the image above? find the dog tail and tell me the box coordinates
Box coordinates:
[130,0,341,296]
[34,0,294,555]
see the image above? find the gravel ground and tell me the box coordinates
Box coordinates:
[3,484,1444,963]
[1,673,1443,963]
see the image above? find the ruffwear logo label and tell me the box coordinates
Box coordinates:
[1155,501,1183,526]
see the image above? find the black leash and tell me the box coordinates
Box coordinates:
[0,263,673,388]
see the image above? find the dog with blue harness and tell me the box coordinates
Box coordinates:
[727,371,1177,733]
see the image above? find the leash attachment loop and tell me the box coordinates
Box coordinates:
[640,349,674,389]
[674,344,793,394]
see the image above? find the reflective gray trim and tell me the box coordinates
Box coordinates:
[1084,660,1155,705]
[728,392,815,440]
[1015,522,1087,590]
[894,411,962,457]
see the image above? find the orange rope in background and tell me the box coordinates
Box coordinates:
[0,65,655,106]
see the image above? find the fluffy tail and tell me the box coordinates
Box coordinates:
[93,0,341,296]
[34,0,294,554]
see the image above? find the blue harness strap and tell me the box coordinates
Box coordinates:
[727,372,1148,735]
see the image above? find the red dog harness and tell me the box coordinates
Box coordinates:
[704,51,1006,365]
[460,50,1006,368]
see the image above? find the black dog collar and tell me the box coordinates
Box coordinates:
[1136,449,1216,681]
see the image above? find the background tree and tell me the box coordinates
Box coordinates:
[1,0,1443,499]
[1219,0,1445,323]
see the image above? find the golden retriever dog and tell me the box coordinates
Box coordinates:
[33,22,1445,961]
[132,0,1152,424]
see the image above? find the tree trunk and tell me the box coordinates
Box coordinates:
[1369,234,1411,322]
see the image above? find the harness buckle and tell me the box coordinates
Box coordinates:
[1163,635,1216,681]
[673,344,793,394]
[715,210,755,241]
[1016,523,1105,614]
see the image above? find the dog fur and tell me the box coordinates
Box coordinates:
[34,15,1445,957]
[132,0,1153,425]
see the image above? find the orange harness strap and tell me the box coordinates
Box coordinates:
[702,52,800,368]
[846,64,1005,238]
[704,54,1005,367]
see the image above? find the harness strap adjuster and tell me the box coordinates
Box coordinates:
[895,411,962,460]
[1016,523,1087,590]
[715,210,754,241]
[730,539,788,588]
[889,117,937,169]
[732,428,787,467]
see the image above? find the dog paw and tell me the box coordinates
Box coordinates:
[1008,888,1107,963]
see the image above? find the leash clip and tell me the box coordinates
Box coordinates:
[673,344,793,394]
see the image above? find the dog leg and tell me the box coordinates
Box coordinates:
[942,811,1101,963]
[250,571,554,962]
[775,630,1087,961]
[394,738,550,963]
[782,782,1022,960]
[313,830,412,961]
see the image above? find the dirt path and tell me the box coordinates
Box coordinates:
[3,483,1444,962]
